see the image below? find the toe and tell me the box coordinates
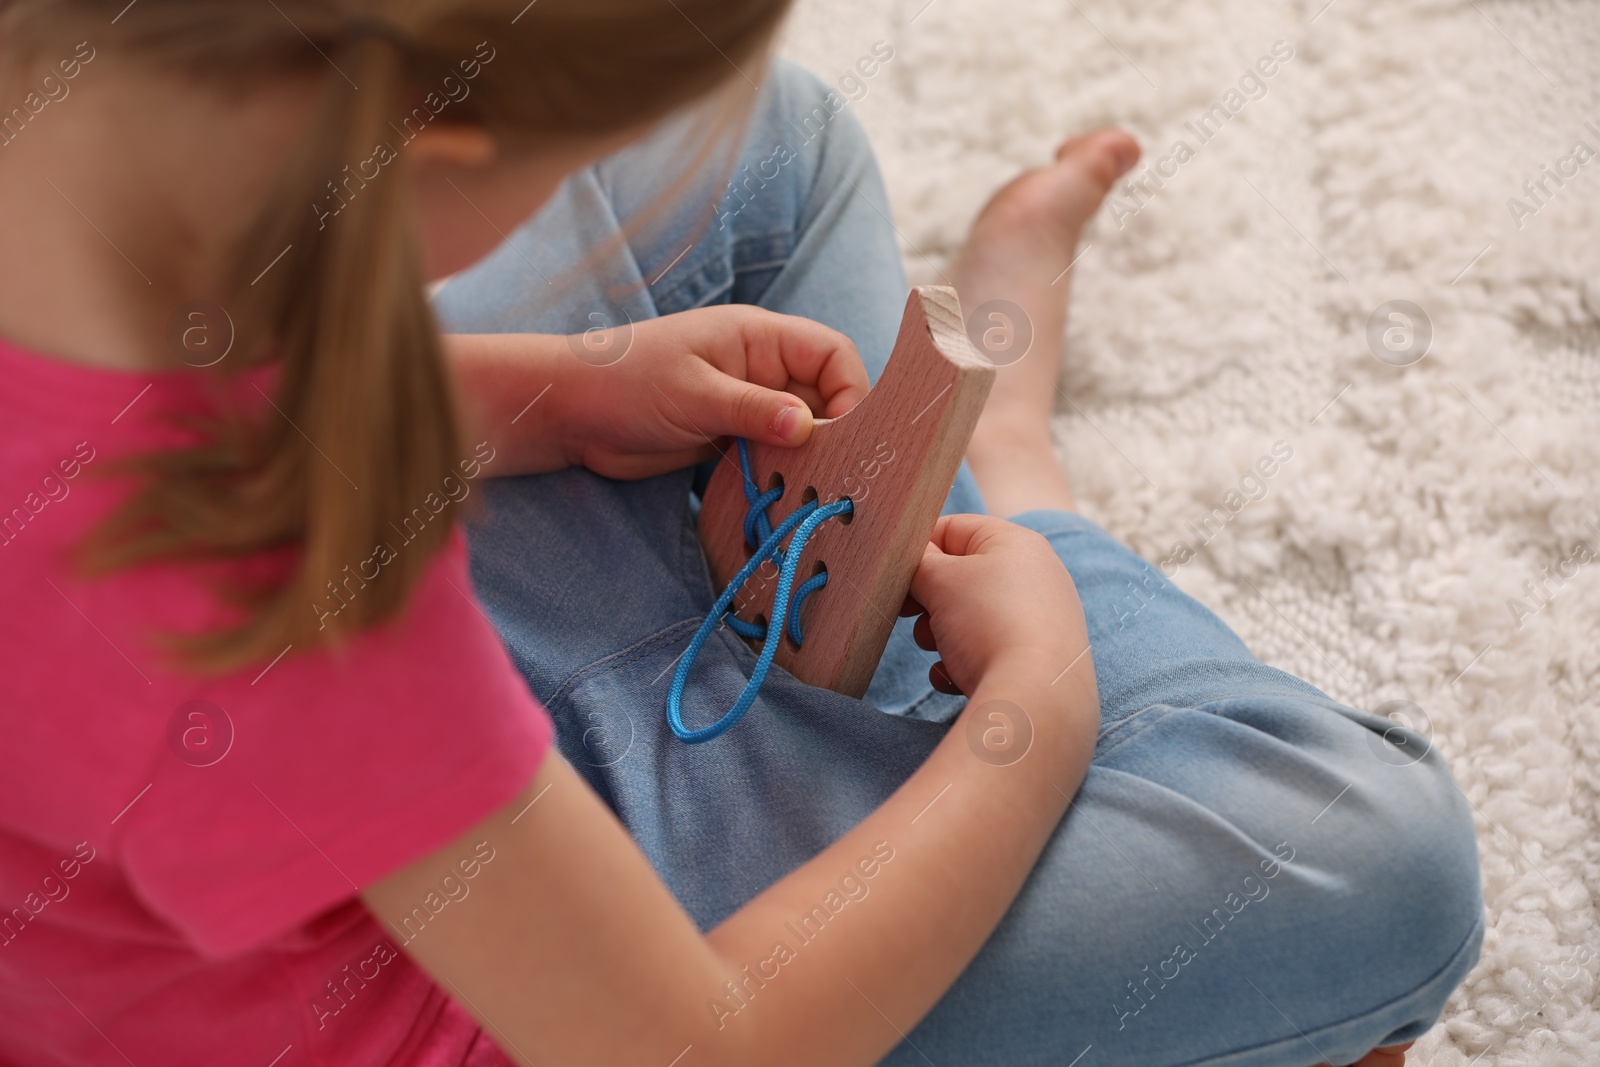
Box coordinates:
[1052,133,1090,160]
[1054,127,1141,189]
[974,128,1141,244]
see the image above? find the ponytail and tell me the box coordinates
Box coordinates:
[23,0,796,674]
[86,35,462,671]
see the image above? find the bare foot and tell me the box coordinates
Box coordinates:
[952,128,1139,517]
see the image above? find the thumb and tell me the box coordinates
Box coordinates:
[908,538,958,614]
[927,513,1009,558]
[704,376,814,447]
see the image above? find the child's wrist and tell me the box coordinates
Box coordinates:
[987,641,1087,688]
[540,349,590,467]
[504,334,613,472]
[442,332,590,476]
[969,648,1098,743]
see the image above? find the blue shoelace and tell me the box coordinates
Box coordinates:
[667,439,854,744]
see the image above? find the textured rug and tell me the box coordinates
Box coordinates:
[780,1,1600,1064]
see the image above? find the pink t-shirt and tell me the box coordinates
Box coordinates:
[0,338,551,1067]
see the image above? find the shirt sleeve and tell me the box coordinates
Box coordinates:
[118,529,554,958]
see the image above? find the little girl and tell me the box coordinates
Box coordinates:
[0,2,1480,1066]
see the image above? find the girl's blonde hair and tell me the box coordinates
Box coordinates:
[2,0,791,672]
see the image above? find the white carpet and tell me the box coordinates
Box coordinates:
[781,1,1600,1063]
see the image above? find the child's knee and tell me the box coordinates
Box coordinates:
[1359,731,1481,923]
[1211,736,1482,1062]
[1312,738,1484,1019]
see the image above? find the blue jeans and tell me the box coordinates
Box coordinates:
[434,61,1482,1067]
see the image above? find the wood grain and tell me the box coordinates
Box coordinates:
[697,285,995,697]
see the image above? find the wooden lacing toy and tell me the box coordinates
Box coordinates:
[666,286,995,742]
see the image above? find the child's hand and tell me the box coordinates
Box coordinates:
[553,305,870,479]
[902,514,1089,697]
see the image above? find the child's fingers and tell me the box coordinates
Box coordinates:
[929,661,963,696]
[743,311,870,419]
[927,513,1012,558]
[912,613,937,652]
[673,360,816,448]
[908,538,963,613]
[779,382,830,417]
